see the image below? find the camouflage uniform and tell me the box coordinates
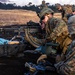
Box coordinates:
[45,17,71,55]
[54,7,75,75]
[37,7,72,62]
[55,4,72,22]
[55,38,75,75]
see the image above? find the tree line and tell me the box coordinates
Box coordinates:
[0,2,57,12]
[0,2,75,13]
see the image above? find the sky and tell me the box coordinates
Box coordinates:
[0,0,75,6]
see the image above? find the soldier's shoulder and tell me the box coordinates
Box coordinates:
[50,18,65,24]
[49,18,59,23]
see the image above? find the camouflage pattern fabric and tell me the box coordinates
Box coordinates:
[63,5,72,16]
[56,5,72,22]
[55,40,75,75]
[46,18,68,40]
[45,17,72,55]
[46,18,69,45]
[37,18,70,64]
[55,10,75,75]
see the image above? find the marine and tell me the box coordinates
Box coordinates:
[55,4,72,22]
[54,6,75,75]
[37,7,72,64]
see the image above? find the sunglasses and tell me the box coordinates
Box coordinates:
[41,16,45,20]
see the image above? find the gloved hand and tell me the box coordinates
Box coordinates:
[37,54,47,64]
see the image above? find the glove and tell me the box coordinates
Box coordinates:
[37,54,47,64]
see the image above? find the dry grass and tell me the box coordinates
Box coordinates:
[0,9,39,26]
[0,9,61,26]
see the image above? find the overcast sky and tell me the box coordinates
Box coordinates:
[0,0,75,6]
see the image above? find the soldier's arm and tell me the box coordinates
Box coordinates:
[49,20,68,40]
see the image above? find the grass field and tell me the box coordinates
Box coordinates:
[0,9,39,26]
[0,9,61,26]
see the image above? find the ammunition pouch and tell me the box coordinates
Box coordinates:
[62,36,72,54]
[62,17,68,23]
[56,33,72,54]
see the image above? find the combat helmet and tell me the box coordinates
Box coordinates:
[38,7,54,19]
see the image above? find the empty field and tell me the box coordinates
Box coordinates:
[0,9,61,26]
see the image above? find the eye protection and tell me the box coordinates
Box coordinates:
[41,16,45,20]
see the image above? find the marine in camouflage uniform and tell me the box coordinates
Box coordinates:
[55,4,72,22]
[54,6,75,75]
[37,7,72,63]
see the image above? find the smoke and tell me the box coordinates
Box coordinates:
[0,0,8,2]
